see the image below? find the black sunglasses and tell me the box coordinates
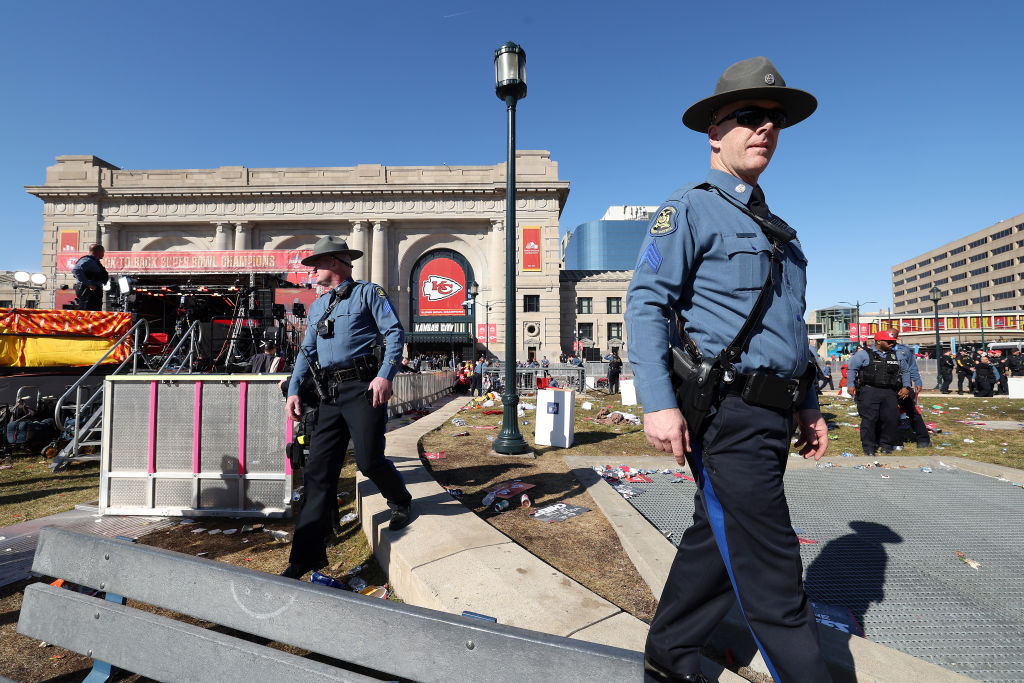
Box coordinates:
[714,106,787,128]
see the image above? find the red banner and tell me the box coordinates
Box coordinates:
[522,226,541,272]
[849,323,871,341]
[476,323,498,343]
[59,231,79,254]
[417,256,466,316]
[56,249,314,275]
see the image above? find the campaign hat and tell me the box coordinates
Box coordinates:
[874,330,896,342]
[300,236,363,267]
[683,56,817,132]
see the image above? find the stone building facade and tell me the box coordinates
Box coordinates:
[27,153,569,361]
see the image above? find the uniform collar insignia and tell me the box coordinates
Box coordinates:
[705,169,756,206]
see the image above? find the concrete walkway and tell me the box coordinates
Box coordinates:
[357,394,742,681]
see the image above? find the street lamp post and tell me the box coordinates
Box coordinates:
[493,41,529,454]
[930,286,943,390]
[978,296,986,350]
[839,299,877,348]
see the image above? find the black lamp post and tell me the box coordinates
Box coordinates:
[493,41,529,455]
[930,286,943,389]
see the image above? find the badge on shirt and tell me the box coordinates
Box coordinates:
[650,206,677,236]
[375,286,386,298]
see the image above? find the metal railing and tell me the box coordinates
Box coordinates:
[481,364,587,393]
[51,317,150,469]
[156,320,203,374]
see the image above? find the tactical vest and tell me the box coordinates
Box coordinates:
[857,349,902,389]
[975,364,996,383]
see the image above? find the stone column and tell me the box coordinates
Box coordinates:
[350,220,368,281]
[489,219,505,302]
[213,222,231,250]
[233,222,250,251]
[99,222,118,251]
[370,220,388,286]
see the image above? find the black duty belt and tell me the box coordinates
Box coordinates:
[723,370,809,412]
[326,367,361,384]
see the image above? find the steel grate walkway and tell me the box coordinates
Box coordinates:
[624,466,1024,682]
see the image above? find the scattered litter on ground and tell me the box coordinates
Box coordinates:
[423,451,446,459]
[339,513,357,523]
[190,528,207,534]
[222,528,238,535]
[955,551,981,570]
[530,502,590,522]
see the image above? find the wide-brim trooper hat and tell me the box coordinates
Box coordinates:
[682,56,817,132]
[300,235,364,267]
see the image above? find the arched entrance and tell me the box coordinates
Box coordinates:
[407,249,476,365]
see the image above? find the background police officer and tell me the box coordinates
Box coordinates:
[847,330,911,456]
[71,244,108,311]
[955,349,975,394]
[972,354,999,397]
[626,57,830,683]
[890,329,930,447]
[939,350,955,394]
[281,236,412,579]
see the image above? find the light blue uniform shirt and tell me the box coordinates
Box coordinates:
[625,169,817,414]
[893,342,922,386]
[288,279,404,397]
[847,345,912,389]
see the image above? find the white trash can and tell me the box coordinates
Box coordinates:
[535,388,575,448]
[620,378,638,406]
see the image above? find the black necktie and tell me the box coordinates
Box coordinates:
[748,185,771,219]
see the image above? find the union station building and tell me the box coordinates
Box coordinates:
[29,153,635,362]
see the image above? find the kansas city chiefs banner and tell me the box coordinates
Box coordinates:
[418,256,466,316]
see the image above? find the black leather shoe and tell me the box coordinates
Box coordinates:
[280,558,327,579]
[389,502,413,531]
[643,655,708,682]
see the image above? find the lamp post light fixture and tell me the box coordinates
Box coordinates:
[929,286,943,390]
[493,41,529,455]
[13,271,47,308]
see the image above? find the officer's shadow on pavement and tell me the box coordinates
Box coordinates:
[804,521,903,640]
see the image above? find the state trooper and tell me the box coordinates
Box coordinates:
[847,330,911,455]
[281,236,413,579]
[626,57,830,682]
[889,329,931,447]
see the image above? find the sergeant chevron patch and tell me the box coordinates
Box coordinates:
[638,241,663,273]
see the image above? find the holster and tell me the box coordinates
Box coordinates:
[670,345,722,437]
[353,353,381,382]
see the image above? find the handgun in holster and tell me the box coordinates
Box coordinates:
[300,347,330,403]
[669,343,722,437]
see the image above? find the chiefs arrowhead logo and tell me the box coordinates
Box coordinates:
[422,275,463,301]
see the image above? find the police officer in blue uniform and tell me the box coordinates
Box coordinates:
[71,244,109,311]
[626,57,831,682]
[281,236,413,579]
[889,329,931,447]
[847,330,911,455]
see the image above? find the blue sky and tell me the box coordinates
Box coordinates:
[2,1,1022,313]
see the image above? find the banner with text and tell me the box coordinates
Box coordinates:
[522,226,541,272]
[477,323,498,343]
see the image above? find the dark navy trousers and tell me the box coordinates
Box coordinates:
[289,380,411,567]
[645,395,831,682]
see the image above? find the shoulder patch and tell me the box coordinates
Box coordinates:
[650,206,678,236]
[374,285,386,297]
[637,241,663,273]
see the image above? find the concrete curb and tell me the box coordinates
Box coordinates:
[357,395,742,682]
[566,455,987,683]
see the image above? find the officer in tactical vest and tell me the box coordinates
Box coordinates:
[972,354,999,397]
[848,330,911,456]
[939,350,955,394]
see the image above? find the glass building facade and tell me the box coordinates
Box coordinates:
[563,220,648,270]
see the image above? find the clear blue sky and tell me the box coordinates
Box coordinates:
[2,0,1022,313]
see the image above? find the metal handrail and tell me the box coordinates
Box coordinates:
[53,317,150,424]
[157,320,202,374]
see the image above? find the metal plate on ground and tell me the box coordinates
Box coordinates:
[621,467,1024,682]
[0,506,175,589]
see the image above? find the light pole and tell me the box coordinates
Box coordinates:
[839,299,877,348]
[930,286,943,389]
[493,41,529,455]
[467,281,492,360]
[978,295,986,350]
